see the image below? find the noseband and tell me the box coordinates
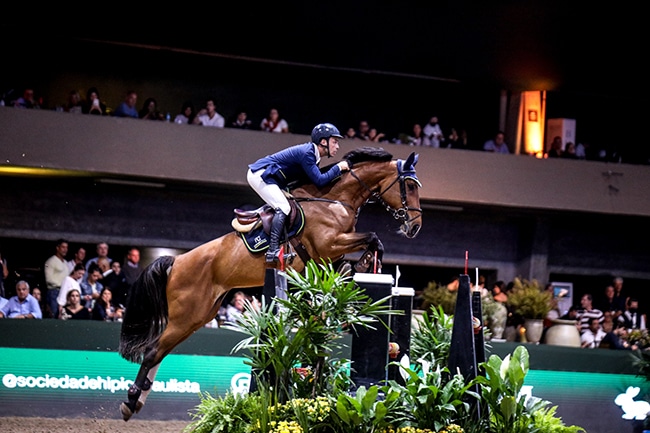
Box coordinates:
[349,165,422,224]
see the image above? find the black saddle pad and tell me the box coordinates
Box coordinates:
[238,205,305,253]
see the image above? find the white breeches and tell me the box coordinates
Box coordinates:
[247,169,291,215]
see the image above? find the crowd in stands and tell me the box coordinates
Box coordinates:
[3,85,639,163]
[474,274,648,350]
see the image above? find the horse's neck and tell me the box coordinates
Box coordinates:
[295,161,392,208]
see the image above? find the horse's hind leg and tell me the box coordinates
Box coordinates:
[121,350,162,421]
[121,320,206,421]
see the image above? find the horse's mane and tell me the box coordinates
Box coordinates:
[342,146,393,165]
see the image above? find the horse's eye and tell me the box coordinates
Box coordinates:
[407,182,416,192]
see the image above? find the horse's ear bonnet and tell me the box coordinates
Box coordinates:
[397,152,421,186]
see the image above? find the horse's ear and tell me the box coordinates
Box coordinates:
[405,152,418,169]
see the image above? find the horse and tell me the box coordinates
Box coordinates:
[118,146,423,421]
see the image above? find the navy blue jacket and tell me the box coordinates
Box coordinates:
[248,142,341,189]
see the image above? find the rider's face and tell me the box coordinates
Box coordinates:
[328,138,340,155]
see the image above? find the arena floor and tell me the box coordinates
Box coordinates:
[0,417,190,433]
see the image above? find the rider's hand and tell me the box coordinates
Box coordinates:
[338,161,350,172]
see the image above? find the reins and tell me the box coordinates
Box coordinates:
[349,164,423,224]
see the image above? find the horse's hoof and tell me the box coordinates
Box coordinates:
[120,402,133,421]
[135,400,144,413]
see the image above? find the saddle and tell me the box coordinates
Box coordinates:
[232,198,305,254]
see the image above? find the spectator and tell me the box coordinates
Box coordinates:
[112,90,139,118]
[423,116,445,148]
[344,127,359,140]
[64,90,83,114]
[483,131,510,154]
[92,287,123,322]
[102,260,129,308]
[225,291,260,324]
[577,293,604,334]
[122,247,143,289]
[580,317,607,348]
[598,284,624,320]
[85,242,112,277]
[547,136,563,158]
[13,88,40,109]
[60,288,90,320]
[228,110,254,129]
[44,238,69,319]
[66,246,86,273]
[562,141,579,159]
[138,97,165,121]
[57,263,86,318]
[356,120,371,141]
[618,297,646,331]
[0,280,42,319]
[398,123,425,146]
[174,100,196,125]
[80,264,102,310]
[260,108,289,133]
[31,286,49,318]
[0,247,8,298]
[560,305,579,321]
[449,128,472,150]
[491,280,508,303]
[0,294,7,311]
[367,127,387,143]
[613,276,628,312]
[196,97,225,127]
[81,87,108,116]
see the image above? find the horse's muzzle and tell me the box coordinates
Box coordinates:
[401,223,421,238]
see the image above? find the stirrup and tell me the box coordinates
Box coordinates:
[265,249,281,263]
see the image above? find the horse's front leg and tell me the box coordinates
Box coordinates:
[325,231,384,273]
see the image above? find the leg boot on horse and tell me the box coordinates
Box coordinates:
[266,209,287,264]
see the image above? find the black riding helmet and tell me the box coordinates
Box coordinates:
[311,123,343,158]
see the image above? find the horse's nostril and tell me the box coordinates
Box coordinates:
[409,224,421,238]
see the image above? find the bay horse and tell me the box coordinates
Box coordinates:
[118,146,423,421]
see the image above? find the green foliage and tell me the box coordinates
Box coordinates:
[506,278,552,319]
[187,261,584,433]
[384,363,478,432]
[420,281,457,315]
[409,305,453,372]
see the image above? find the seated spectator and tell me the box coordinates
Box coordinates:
[618,297,646,331]
[491,280,508,303]
[224,291,260,324]
[560,305,579,321]
[112,90,139,118]
[562,141,579,159]
[483,131,510,154]
[80,264,102,310]
[228,110,254,129]
[0,280,42,319]
[260,108,289,133]
[581,317,606,348]
[577,293,604,334]
[195,97,225,127]
[57,263,86,318]
[13,88,40,109]
[64,90,83,114]
[344,127,359,140]
[60,288,91,320]
[97,257,112,278]
[31,286,49,318]
[356,120,371,141]
[547,136,563,158]
[174,100,196,125]
[448,128,472,150]
[0,295,7,311]
[600,326,639,350]
[92,287,123,321]
[139,97,165,121]
[367,127,387,143]
[81,87,108,116]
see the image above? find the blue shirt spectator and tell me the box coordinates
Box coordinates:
[0,280,42,319]
[112,91,139,118]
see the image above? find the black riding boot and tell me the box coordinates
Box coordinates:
[266,210,287,263]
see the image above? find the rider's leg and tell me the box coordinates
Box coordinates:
[266,209,287,263]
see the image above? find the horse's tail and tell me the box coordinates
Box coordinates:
[119,255,175,363]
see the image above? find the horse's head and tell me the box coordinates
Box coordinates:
[344,148,422,238]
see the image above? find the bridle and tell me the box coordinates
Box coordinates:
[349,163,422,224]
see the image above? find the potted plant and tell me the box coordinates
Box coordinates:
[506,278,552,343]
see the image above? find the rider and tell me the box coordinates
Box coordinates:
[247,122,350,263]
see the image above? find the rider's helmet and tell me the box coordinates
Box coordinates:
[311,123,343,157]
